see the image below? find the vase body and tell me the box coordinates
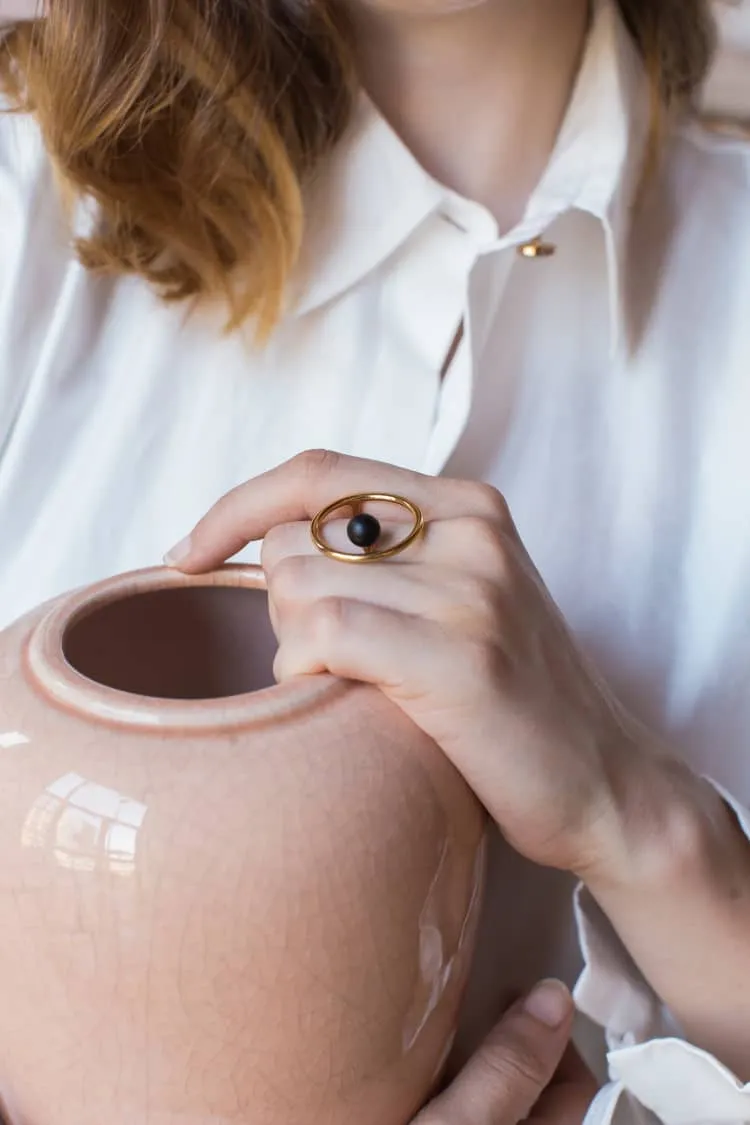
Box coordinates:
[0,565,485,1125]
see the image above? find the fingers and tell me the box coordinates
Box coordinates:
[272,597,454,693]
[413,980,575,1125]
[266,551,506,639]
[166,451,433,571]
[269,554,448,623]
[164,449,513,573]
[269,582,514,786]
[260,516,520,581]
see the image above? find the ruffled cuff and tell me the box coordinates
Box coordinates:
[580,1049,750,1125]
[574,780,750,1125]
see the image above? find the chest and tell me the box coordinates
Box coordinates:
[0,211,748,728]
[2,214,750,777]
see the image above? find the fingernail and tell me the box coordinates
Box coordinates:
[163,535,192,567]
[523,980,572,1028]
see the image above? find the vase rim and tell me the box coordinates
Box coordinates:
[23,564,343,733]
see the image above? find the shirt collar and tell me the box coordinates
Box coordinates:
[515,0,650,353]
[294,0,650,344]
[292,99,445,316]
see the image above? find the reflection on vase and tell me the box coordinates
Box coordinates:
[0,731,29,749]
[403,834,486,1054]
[21,773,148,875]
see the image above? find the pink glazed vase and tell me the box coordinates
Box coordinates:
[0,565,486,1125]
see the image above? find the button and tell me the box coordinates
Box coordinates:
[517,237,557,259]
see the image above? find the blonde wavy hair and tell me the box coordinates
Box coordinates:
[0,0,715,336]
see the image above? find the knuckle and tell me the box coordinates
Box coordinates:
[461,639,501,685]
[206,484,244,525]
[293,448,341,482]
[460,516,511,573]
[465,481,512,525]
[193,482,255,546]
[309,596,347,642]
[476,1039,548,1098]
[260,525,291,571]
[457,575,501,622]
[267,554,310,605]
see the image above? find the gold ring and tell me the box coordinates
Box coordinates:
[310,492,425,563]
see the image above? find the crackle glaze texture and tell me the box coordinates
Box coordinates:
[0,565,486,1125]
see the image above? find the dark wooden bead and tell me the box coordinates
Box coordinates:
[346,513,381,549]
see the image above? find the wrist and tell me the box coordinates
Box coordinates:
[575,738,745,897]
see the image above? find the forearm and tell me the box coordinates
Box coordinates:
[582,749,750,1080]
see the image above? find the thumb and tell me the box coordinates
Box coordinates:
[413,979,574,1125]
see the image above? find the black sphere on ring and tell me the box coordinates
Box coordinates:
[346,513,381,550]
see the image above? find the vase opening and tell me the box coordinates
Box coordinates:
[61,586,278,701]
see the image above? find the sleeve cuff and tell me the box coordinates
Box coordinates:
[573,777,750,1125]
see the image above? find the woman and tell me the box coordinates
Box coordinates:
[2,0,750,1120]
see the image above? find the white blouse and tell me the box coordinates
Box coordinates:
[2,2,750,1122]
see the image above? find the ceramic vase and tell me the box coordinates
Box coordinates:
[0,565,486,1125]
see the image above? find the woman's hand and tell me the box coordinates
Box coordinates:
[166,449,667,882]
[412,980,598,1125]
[168,450,750,1074]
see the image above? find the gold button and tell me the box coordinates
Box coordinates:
[518,237,556,259]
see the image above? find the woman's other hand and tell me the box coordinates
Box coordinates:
[413,979,597,1125]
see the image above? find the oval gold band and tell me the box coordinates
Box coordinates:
[310,492,425,563]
